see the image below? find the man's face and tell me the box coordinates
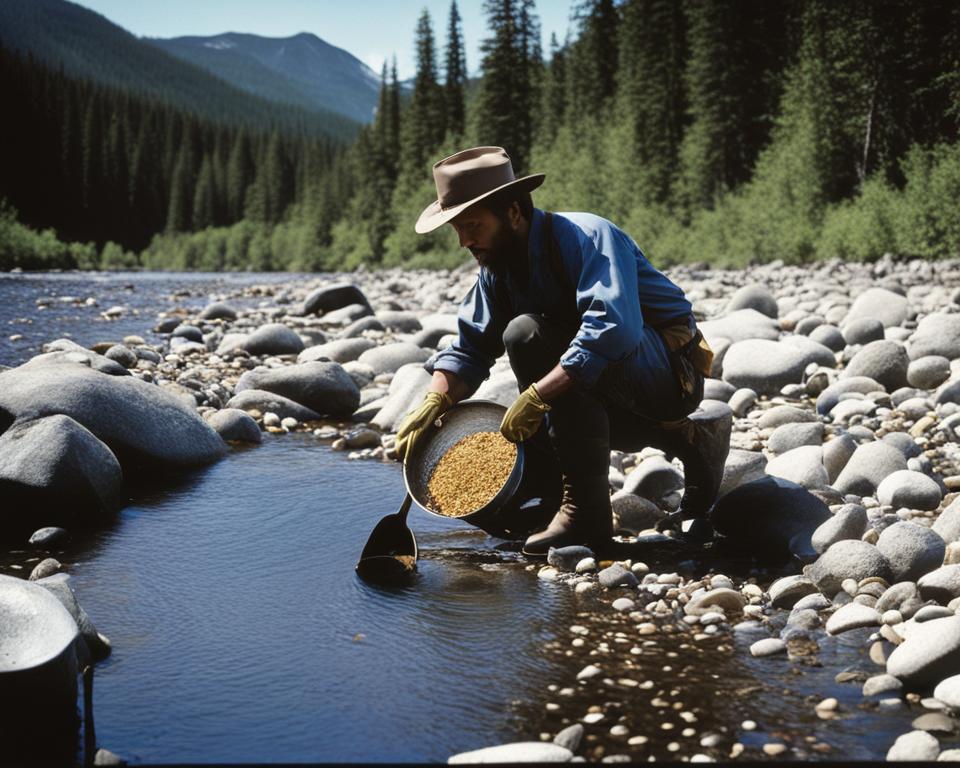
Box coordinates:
[450,205,525,275]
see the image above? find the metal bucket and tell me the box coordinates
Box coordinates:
[402,399,525,529]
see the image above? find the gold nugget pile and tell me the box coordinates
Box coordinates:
[427,431,517,517]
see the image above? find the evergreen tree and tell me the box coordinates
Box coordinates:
[401,10,446,175]
[567,0,619,117]
[192,153,216,230]
[540,33,568,145]
[444,1,468,140]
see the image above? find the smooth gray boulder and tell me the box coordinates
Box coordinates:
[816,376,884,415]
[881,432,923,459]
[725,284,779,318]
[918,565,960,603]
[834,441,909,496]
[171,324,202,342]
[224,390,322,421]
[104,345,137,369]
[338,316,384,339]
[877,470,942,511]
[758,405,818,429]
[877,522,947,583]
[473,370,521,407]
[358,343,432,376]
[876,581,924,616]
[0,574,79,738]
[0,415,122,534]
[823,433,858,484]
[234,362,360,418]
[765,445,828,489]
[886,730,941,761]
[722,339,810,395]
[805,540,893,597]
[205,409,262,443]
[767,422,824,455]
[242,324,304,356]
[843,318,886,345]
[35,572,110,661]
[321,303,373,325]
[933,498,960,543]
[908,356,952,390]
[844,287,910,328]
[375,310,422,333]
[811,503,868,554]
[0,359,225,468]
[826,602,882,635]
[371,363,433,432]
[908,313,960,361]
[934,675,960,708]
[623,456,683,501]
[718,449,767,496]
[30,348,130,377]
[809,324,846,352]
[887,615,960,688]
[711,475,831,561]
[842,340,910,391]
[703,378,736,402]
[699,309,780,347]
[768,575,819,608]
[198,301,238,320]
[298,338,377,364]
[301,283,372,316]
[612,491,665,533]
[780,335,837,368]
[448,742,573,764]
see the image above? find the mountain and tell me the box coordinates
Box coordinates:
[148,32,381,125]
[0,0,359,140]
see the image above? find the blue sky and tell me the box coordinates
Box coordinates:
[72,1,577,80]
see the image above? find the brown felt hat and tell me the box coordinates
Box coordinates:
[415,146,545,234]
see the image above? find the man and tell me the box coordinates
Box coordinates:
[395,146,730,556]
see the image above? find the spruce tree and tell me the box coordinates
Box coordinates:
[401,9,446,175]
[444,0,468,139]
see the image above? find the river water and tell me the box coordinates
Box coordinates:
[0,271,949,763]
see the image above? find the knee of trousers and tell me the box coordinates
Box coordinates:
[502,313,544,355]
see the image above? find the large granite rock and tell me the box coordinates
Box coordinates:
[224,390,322,421]
[933,497,960,544]
[805,540,893,597]
[301,283,372,316]
[811,503,868,554]
[721,339,811,395]
[699,309,780,348]
[843,287,910,328]
[834,441,909,496]
[234,362,360,418]
[842,340,909,391]
[298,338,377,364]
[358,343,432,376]
[908,313,960,361]
[886,615,960,688]
[876,521,947,583]
[0,358,225,468]
[725,284,779,318]
[0,415,122,535]
[718,449,767,497]
[877,470,942,511]
[765,445,828,489]
[371,363,433,432]
[711,475,831,561]
[204,409,262,444]
[242,324,304,356]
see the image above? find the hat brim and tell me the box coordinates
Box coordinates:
[415,173,546,234]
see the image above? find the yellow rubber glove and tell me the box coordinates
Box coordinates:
[394,391,453,460]
[500,384,551,443]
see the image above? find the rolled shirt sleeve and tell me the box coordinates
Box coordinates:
[425,268,509,394]
[557,221,645,389]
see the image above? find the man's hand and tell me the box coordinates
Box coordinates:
[500,384,551,443]
[395,391,453,460]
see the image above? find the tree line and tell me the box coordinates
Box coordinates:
[2,0,959,271]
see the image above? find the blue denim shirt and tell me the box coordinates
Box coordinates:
[426,208,693,392]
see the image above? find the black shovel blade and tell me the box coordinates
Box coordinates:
[356,494,417,583]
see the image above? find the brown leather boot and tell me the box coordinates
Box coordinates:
[522,474,614,556]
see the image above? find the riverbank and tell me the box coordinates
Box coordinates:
[3,255,960,762]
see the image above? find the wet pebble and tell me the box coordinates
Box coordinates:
[750,638,787,657]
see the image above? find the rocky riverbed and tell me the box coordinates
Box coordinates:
[4,254,960,762]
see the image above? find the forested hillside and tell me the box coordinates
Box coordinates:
[149,33,380,125]
[2,0,959,271]
[0,0,359,140]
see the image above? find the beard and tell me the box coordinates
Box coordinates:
[471,220,527,277]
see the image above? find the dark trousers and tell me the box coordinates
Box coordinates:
[503,314,701,462]
[472,314,702,540]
